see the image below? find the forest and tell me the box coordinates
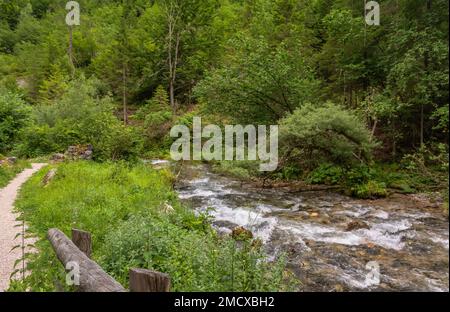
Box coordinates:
[0,0,448,292]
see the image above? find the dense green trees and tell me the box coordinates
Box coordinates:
[16,77,143,160]
[195,37,319,123]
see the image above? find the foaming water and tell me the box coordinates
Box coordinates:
[175,164,449,292]
[277,219,411,251]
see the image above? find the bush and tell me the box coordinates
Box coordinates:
[351,180,388,199]
[0,88,31,153]
[100,214,292,291]
[134,86,173,147]
[280,102,376,170]
[308,164,344,185]
[194,37,319,124]
[13,162,294,292]
[15,77,143,160]
[278,165,303,181]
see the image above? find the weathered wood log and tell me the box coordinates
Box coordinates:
[129,268,171,292]
[47,228,125,292]
[71,229,92,258]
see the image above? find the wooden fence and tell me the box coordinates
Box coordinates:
[47,228,171,292]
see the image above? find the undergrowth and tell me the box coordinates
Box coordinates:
[9,161,295,292]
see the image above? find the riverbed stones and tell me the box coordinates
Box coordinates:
[345,220,370,231]
[231,226,253,241]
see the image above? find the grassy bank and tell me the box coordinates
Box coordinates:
[0,159,30,188]
[9,161,294,292]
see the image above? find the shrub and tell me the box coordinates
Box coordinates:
[100,214,292,291]
[15,77,143,160]
[212,160,261,180]
[0,88,31,153]
[134,86,173,147]
[280,102,376,170]
[278,165,303,181]
[351,180,388,199]
[308,164,344,185]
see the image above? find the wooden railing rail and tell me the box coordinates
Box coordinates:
[47,228,170,292]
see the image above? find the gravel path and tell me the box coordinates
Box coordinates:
[0,163,46,291]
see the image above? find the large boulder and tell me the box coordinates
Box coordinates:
[0,157,18,166]
[7,157,17,164]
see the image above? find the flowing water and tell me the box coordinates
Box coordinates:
[173,163,449,292]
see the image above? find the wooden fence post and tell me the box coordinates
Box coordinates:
[129,268,171,292]
[72,229,92,258]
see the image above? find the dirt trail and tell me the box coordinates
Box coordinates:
[0,163,46,291]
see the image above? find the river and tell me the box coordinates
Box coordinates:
[171,162,449,292]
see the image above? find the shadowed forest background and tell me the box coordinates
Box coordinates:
[0,0,448,292]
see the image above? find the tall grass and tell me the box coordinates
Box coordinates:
[10,161,294,291]
[0,159,30,188]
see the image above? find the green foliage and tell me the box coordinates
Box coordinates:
[195,37,320,124]
[0,0,447,164]
[277,165,302,181]
[400,144,449,192]
[432,104,449,133]
[308,164,344,185]
[350,180,388,199]
[280,102,375,169]
[212,161,259,180]
[100,214,292,291]
[0,88,31,153]
[343,165,387,199]
[13,161,294,292]
[134,85,173,145]
[0,158,30,188]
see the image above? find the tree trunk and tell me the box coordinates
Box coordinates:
[68,26,75,78]
[169,81,175,111]
[370,118,378,140]
[420,103,424,148]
